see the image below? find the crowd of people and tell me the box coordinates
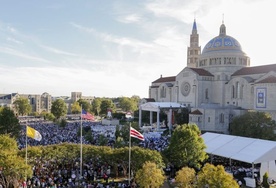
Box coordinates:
[18,120,116,149]
[21,157,134,188]
[16,119,170,188]
[16,118,260,187]
[206,155,261,186]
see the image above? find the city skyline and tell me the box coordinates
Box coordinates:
[0,0,275,98]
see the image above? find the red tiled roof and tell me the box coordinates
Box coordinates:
[232,64,276,76]
[152,76,176,83]
[190,109,203,115]
[142,98,156,102]
[150,86,159,88]
[256,76,276,84]
[189,68,214,76]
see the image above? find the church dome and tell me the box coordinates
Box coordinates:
[202,23,244,54]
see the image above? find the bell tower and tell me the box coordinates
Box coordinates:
[187,19,201,67]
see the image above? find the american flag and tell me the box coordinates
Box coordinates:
[81,109,94,121]
[130,127,144,141]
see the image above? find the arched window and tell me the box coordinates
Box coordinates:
[160,86,166,98]
[155,88,158,99]
[236,82,240,99]
[198,116,201,122]
[241,85,244,99]
[232,85,235,98]
[220,113,224,123]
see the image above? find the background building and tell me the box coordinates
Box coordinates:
[0,92,52,114]
[149,20,276,133]
[0,91,95,115]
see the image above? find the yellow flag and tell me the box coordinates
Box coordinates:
[26,126,42,141]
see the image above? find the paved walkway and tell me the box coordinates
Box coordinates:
[161,180,171,188]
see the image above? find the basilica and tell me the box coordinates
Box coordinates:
[148,20,276,133]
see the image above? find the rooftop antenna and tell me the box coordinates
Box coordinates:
[222,13,224,24]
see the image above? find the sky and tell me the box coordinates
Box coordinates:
[0,0,275,98]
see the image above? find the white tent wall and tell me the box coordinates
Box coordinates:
[202,132,276,181]
[260,161,276,182]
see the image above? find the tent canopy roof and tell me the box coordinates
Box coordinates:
[202,132,276,164]
[140,102,185,112]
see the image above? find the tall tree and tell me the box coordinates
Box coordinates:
[119,97,138,112]
[0,134,32,188]
[163,124,208,169]
[229,111,276,140]
[91,98,102,116]
[197,163,239,188]
[77,99,91,112]
[131,146,164,173]
[51,99,67,119]
[19,143,164,180]
[135,161,165,188]
[13,97,32,116]
[40,111,55,121]
[0,107,21,138]
[100,98,115,116]
[131,95,140,104]
[262,172,270,188]
[71,101,81,114]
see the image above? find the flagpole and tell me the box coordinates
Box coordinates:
[80,105,83,180]
[25,125,28,182]
[128,122,131,185]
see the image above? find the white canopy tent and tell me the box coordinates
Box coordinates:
[139,102,185,131]
[202,132,276,182]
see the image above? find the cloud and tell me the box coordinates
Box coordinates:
[0,46,51,64]
[6,37,23,44]
[70,22,96,34]
[117,14,142,23]
[69,17,189,84]
[70,22,179,61]
[145,0,195,22]
[70,22,155,60]
[6,26,17,34]
[0,66,150,97]
[39,44,79,57]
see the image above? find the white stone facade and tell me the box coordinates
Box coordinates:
[149,20,276,133]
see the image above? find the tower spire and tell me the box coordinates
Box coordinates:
[192,18,197,34]
[220,14,226,36]
[187,18,201,68]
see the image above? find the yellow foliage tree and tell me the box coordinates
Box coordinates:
[197,163,239,188]
[135,161,165,188]
[175,166,196,188]
[0,134,32,187]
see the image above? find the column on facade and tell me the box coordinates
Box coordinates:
[157,109,160,131]
[150,111,153,126]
